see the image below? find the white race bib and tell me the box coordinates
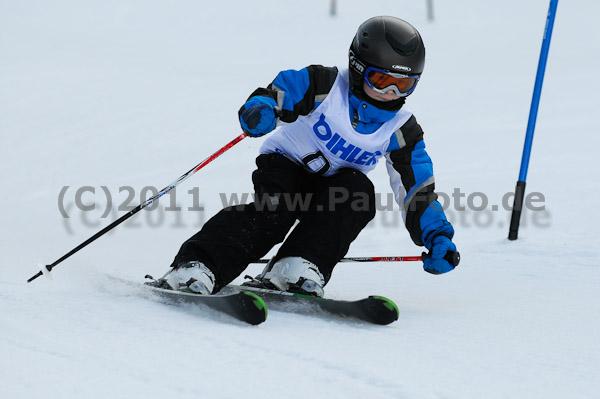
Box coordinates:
[260,68,413,176]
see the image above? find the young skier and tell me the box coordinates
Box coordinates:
[163,16,458,297]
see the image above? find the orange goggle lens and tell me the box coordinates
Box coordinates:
[366,70,417,93]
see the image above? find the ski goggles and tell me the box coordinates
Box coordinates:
[364,66,419,97]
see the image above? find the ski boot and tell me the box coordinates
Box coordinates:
[161,261,216,295]
[244,257,325,297]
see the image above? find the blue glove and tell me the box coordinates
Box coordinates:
[423,235,459,275]
[239,96,278,137]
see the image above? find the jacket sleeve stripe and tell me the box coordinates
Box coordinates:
[403,175,435,211]
[387,117,445,246]
[271,84,285,108]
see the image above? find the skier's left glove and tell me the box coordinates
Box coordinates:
[239,96,278,137]
[422,235,460,275]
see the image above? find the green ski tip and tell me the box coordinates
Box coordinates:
[372,296,399,315]
[243,291,268,318]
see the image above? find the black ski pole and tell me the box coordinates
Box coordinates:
[252,253,460,265]
[252,256,423,263]
[27,133,248,283]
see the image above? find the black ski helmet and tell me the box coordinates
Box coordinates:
[349,16,426,104]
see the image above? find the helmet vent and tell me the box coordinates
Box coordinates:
[386,32,418,56]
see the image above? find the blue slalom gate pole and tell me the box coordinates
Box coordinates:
[508,0,559,240]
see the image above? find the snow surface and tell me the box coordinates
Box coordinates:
[1,0,599,398]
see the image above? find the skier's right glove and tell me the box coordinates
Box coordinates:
[239,96,278,137]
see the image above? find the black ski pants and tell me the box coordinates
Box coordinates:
[170,153,376,291]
